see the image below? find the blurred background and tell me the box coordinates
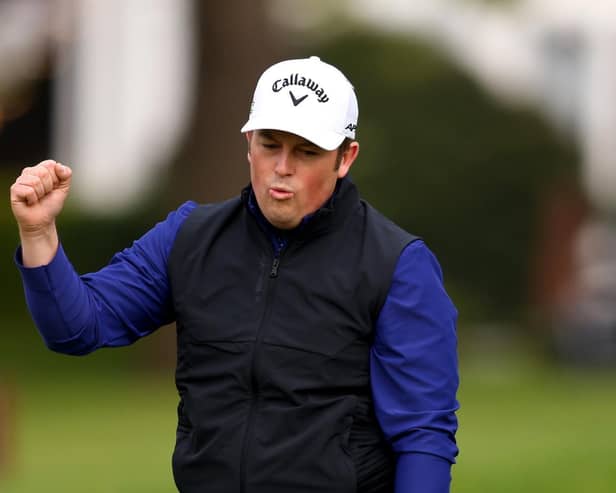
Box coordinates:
[1,0,616,491]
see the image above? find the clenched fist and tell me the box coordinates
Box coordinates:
[10,159,72,234]
[10,159,72,267]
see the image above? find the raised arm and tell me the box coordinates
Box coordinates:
[11,159,196,355]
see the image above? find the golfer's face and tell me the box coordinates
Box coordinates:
[247,130,345,230]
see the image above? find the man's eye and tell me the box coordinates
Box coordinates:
[302,149,318,156]
[262,143,278,149]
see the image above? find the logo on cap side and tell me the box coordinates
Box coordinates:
[272,73,330,103]
[289,91,308,107]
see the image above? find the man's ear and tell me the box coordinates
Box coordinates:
[337,141,360,179]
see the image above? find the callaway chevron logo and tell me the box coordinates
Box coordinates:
[289,91,308,106]
[272,73,330,103]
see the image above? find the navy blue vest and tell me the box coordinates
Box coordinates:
[168,179,415,493]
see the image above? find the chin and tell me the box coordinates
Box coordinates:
[267,214,298,230]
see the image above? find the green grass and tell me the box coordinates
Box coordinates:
[0,373,178,493]
[1,347,616,492]
[453,357,616,492]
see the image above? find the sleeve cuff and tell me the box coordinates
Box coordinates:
[15,243,74,293]
[396,452,452,493]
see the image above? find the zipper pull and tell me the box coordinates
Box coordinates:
[270,257,280,278]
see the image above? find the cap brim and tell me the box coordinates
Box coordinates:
[241,117,345,151]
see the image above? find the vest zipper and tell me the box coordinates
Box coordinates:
[240,245,284,493]
[270,234,285,278]
[270,256,280,277]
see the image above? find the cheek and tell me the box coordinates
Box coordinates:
[249,156,267,187]
[299,170,337,206]
[248,161,258,185]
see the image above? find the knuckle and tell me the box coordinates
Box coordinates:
[18,174,36,186]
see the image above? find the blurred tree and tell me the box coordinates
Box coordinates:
[0,75,52,169]
[302,32,580,325]
[165,0,289,206]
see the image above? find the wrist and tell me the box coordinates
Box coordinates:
[19,224,59,268]
[18,222,57,240]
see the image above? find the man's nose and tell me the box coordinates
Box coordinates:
[274,149,295,176]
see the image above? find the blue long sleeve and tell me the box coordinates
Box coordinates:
[15,201,196,354]
[372,240,459,492]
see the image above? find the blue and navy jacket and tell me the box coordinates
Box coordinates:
[16,178,459,493]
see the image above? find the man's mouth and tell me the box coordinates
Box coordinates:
[269,187,294,200]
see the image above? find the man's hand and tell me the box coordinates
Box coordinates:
[10,160,72,267]
[10,160,72,232]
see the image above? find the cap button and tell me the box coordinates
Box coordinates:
[309,56,320,62]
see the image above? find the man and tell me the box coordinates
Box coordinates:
[11,56,459,492]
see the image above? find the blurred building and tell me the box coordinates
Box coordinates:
[53,0,196,214]
[0,0,196,214]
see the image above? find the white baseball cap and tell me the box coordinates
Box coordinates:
[240,56,358,151]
